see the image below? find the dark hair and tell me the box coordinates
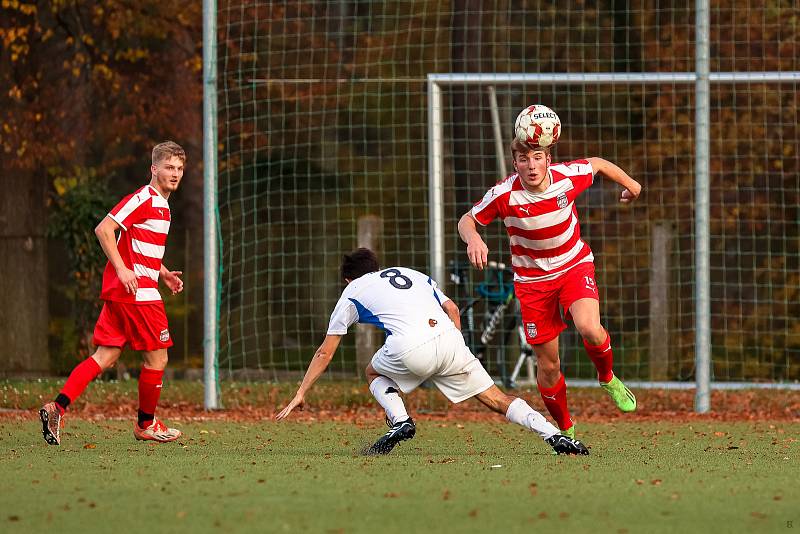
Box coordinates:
[341,248,380,281]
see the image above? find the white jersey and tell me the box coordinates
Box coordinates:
[326,267,456,356]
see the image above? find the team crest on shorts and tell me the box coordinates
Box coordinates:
[525,322,537,339]
[556,193,569,209]
[159,329,170,342]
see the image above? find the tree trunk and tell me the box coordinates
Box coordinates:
[0,170,49,376]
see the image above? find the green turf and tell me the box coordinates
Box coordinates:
[1,419,797,533]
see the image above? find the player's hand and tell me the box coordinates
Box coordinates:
[466,237,489,270]
[116,266,138,294]
[620,181,642,204]
[162,270,184,295]
[275,392,305,421]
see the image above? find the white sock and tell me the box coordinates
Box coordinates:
[505,398,559,439]
[369,376,409,425]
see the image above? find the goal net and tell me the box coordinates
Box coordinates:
[213,1,799,385]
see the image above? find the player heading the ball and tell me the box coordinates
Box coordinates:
[459,106,642,439]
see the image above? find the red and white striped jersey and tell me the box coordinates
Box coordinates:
[471,160,595,283]
[100,185,171,303]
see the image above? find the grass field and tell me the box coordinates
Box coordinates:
[1,380,798,533]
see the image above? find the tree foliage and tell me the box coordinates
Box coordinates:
[1,0,202,363]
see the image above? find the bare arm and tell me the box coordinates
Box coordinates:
[95,216,138,294]
[458,212,489,269]
[441,299,461,330]
[160,264,184,295]
[275,335,343,420]
[587,157,642,204]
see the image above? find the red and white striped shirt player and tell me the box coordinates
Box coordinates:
[470,158,595,283]
[102,185,172,303]
[458,137,642,439]
[39,141,187,447]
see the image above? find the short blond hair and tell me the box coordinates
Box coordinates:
[510,138,550,160]
[152,141,186,165]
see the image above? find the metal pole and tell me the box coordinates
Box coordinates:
[487,86,508,177]
[694,0,711,413]
[203,0,220,410]
[427,78,445,287]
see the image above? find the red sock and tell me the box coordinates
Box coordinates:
[59,357,103,409]
[538,373,573,431]
[584,332,614,383]
[138,367,164,428]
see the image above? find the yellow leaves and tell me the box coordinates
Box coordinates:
[93,63,114,81]
[114,47,150,62]
[16,139,28,158]
[2,0,37,15]
[1,26,32,61]
[7,85,22,100]
[1,25,29,48]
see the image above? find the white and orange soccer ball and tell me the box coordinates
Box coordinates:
[514,105,561,148]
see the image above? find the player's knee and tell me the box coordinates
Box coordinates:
[365,364,379,381]
[575,319,604,343]
[144,351,169,370]
[536,356,560,374]
[92,348,120,370]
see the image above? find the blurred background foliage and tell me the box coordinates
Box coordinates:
[0,1,796,380]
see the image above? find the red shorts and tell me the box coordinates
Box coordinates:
[516,262,599,345]
[93,300,172,351]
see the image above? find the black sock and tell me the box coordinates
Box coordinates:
[54,393,71,412]
[137,410,154,428]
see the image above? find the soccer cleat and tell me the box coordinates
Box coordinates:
[39,402,62,446]
[133,418,182,443]
[365,417,416,455]
[600,375,637,412]
[545,434,590,456]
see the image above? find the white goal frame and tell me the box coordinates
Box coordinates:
[426,71,800,409]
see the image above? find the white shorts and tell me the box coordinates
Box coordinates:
[370,328,494,403]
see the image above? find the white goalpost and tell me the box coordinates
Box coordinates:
[427,71,800,408]
[203,1,800,411]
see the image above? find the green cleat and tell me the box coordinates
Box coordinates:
[601,375,637,412]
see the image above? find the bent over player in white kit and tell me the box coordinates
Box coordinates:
[276,248,588,456]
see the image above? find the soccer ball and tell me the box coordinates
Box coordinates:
[514,105,561,148]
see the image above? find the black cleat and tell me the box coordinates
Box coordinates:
[366,417,416,455]
[546,434,589,455]
[40,402,62,445]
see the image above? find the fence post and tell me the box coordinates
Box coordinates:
[355,215,382,377]
[649,223,672,380]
